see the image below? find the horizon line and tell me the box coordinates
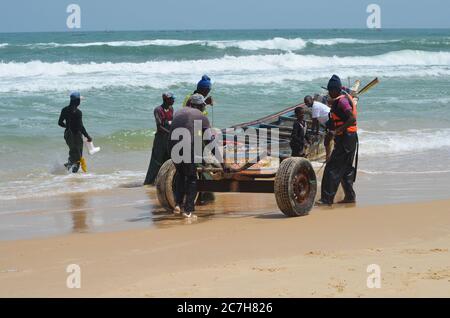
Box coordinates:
[1,27,450,35]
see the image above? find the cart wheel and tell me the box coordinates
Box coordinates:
[274,157,317,217]
[155,159,177,211]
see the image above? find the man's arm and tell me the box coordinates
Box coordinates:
[79,112,92,141]
[205,96,214,106]
[335,110,356,135]
[201,116,215,156]
[58,109,66,128]
[311,105,320,134]
[312,118,319,134]
[202,115,211,132]
[154,107,169,134]
[182,95,191,107]
[305,127,311,144]
[201,115,213,140]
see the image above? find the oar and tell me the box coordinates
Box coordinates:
[320,77,379,96]
[357,77,379,96]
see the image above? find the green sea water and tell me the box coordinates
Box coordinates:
[0,29,449,203]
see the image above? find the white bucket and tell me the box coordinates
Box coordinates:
[85,140,101,155]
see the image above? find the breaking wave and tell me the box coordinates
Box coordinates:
[359,128,450,156]
[9,37,400,51]
[0,50,449,92]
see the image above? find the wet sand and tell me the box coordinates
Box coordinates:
[2,164,448,241]
[0,188,449,297]
[0,186,290,241]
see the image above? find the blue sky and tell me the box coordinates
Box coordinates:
[0,0,449,32]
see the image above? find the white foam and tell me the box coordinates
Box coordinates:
[0,170,145,201]
[27,39,203,48]
[20,37,398,51]
[359,128,450,156]
[208,37,308,51]
[0,50,449,92]
[26,38,308,51]
[359,169,450,176]
[309,38,399,46]
[0,43,9,48]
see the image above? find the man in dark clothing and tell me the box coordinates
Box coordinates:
[319,75,358,205]
[144,93,175,185]
[58,91,92,173]
[183,76,216,204]
[290,107,308,157]
[169,94,211,218]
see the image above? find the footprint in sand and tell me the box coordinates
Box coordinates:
[328,278,347,293]
[422,268,450,281]
[405,267,450,283]
[251,267,286,273]
[402,248,449,255]
[305,251,346,259]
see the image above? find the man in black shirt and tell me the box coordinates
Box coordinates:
[58,91,92,173]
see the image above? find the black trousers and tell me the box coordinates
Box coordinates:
[321,132,357,204]
[144,132,170,185]
[64,130,83,166]
[174,163,198,213]
[290,144,305,157]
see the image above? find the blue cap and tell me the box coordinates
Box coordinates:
[70,91,81,99]
[197,75,212,90]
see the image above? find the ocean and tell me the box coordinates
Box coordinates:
[1,29,450,204]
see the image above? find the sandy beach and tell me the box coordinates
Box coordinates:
[1,187,449,297]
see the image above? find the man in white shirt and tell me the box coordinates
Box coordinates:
[305,95,330,133]
[304,95,332,162]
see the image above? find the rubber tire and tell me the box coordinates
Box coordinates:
[274,157,317,217]
[155,159,177,211]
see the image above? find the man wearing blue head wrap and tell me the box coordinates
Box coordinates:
[197,75,212,91]
[183,75,214,115]
[58,91,92,173]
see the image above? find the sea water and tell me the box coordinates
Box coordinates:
[0,29,449,203]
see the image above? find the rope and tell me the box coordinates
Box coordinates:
[353,134,359,182]
[211,104,214,127]
[317,161,326,174]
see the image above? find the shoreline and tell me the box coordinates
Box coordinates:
[1,168,450,241]
[0,198,449,297]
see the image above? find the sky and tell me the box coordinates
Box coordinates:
[0,0,449,32]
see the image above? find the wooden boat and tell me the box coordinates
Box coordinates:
[220,102,327,175]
